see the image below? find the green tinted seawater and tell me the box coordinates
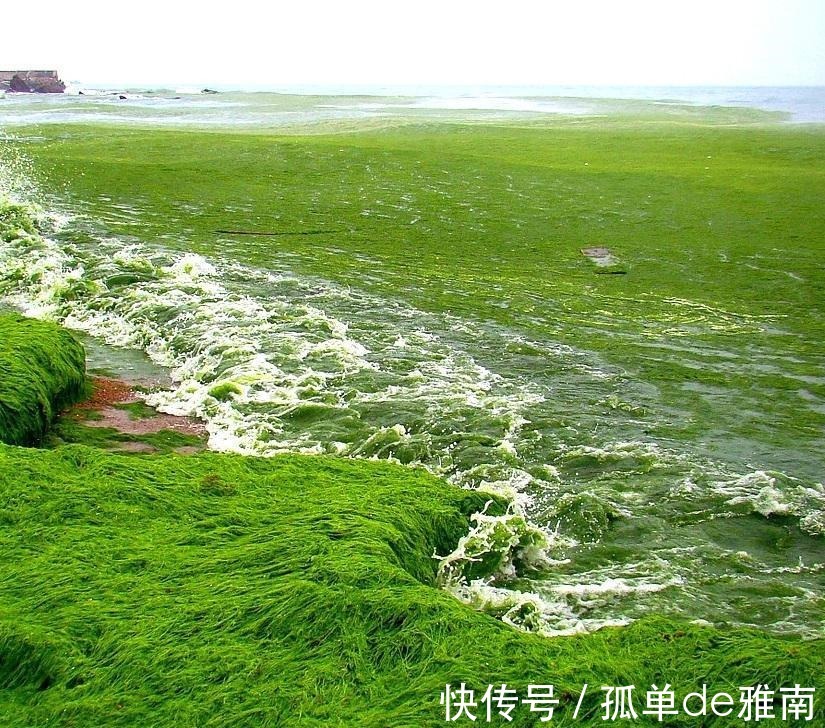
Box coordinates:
[1,114,824,635]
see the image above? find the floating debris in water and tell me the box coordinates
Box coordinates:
[581,246,627,274]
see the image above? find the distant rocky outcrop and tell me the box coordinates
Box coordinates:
[0,70,65,93]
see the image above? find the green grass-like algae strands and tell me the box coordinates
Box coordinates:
[0,315,822,725]
[0,442,822,726]
[0,313,87,445]
[2,108,825,721]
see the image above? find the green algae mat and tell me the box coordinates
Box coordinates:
[1,109,824,724]
[0,312,86,446]
[0,442,822,726]
[2,317,813,726]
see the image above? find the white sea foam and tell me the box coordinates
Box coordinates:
[0,204,548,481]
[446,571,683,636]
[718,471,825,535]
[449,581,632,636]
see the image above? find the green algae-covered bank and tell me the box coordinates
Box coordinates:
[0,314,823,726]
[0,313,86,445]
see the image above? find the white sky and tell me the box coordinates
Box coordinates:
[3,0,824,87]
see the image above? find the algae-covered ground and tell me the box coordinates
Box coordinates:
[1,106,824,724]
[1,445,821,727]
[0,312,86,445]
[0,317,823,726]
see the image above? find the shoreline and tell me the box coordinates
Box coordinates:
[0,310,823,725]
[1,105,824,723]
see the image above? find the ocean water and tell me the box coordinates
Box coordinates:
[0,91,823,638]
[0,85,824,127]
[0,196,822,638]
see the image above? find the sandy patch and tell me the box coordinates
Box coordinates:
[65,376,207,447]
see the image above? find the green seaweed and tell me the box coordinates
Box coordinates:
[0,314,822,725]
[15,121,824,469]
[113,400,161,420]
[50,419,204,453]
[2,114,824,725]
[0,443,823,726]
[208,381,243,401]
[0,200,38,242]
[0,313,87,446]
[137,428,204,450]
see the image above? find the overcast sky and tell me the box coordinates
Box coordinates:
[3,0,824,88]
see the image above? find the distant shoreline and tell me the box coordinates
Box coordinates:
[8,82,820,122]
[2,85,824,124]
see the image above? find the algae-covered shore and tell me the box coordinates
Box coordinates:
[0,312,823,725]
[1,97,824,724]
